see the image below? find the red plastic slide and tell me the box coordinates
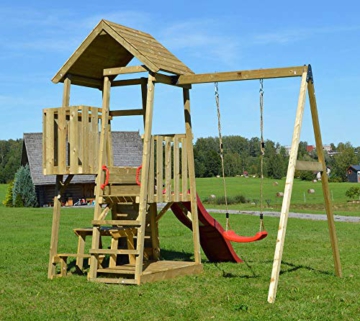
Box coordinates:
[170,195,242,263]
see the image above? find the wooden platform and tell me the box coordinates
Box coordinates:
[92,260,203,285]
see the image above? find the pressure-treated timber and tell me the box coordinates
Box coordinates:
[177,66,307,85]
[88,76,111,281]
[268,71,308,303]
[43,106,102,175]
[47,176,63,279]
[183,88,202,265]
[135,75,156,283]
[308,80,342,278]
[103,65,148,76]
[295,160,323,172]
[110,109,143,117]
[52,23,104,84]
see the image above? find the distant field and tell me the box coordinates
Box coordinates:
[195,177,360,216]
[1,178,359,216]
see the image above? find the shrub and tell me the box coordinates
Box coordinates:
[12,165,38,207]
[345,186,360,200]
[2,181,14,207]
[202,194,248,205]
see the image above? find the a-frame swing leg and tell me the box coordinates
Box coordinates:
[268,68,342,303]
[307,79,342,277]
[267,71,308,303]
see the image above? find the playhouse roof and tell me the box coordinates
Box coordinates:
[22,132,143,186]
[52,19,193,87]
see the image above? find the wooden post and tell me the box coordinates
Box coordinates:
[48,76,71,279]
[183,88,201,264]
[268,71,308,303]
[308,78,342,277]
[62,77,71,107]
[47,175,63,278]
[88,76,111,281]
[135,74,156,283]
[149,203,160,260]
[141,78,147,126]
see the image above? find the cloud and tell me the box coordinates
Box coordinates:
[0,7,152,54]
[158,20,242,66]
[252,25,360,45]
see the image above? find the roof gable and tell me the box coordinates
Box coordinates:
[52,19,193,86]
[348,165,360,172]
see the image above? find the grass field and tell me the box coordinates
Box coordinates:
[196,176,360,216]
[0,180,359,320]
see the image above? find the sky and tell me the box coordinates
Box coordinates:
[1,0,360,147]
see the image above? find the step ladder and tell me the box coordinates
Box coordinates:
[88,166,158,284]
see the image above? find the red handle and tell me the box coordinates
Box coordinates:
[136,165,142,186]
[100,165,109,190]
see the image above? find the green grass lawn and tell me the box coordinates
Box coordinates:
[0,204,359,320]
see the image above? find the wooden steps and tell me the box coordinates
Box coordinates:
[90,249,139,255]
[92,220,141,226]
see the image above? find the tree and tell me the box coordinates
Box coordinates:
[332,142,358,182]
[12,165,38,207]
[2,181,14,207]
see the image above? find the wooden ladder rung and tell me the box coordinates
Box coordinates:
[97,268,135,275]
[92,277,138,285]
[90,249,139,255]
[92,220,141,226]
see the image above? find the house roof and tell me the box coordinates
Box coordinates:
[22,132,143,186]
[348,165,360,172]
[52,19,193,87]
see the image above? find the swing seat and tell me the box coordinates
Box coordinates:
[223,230,268,243]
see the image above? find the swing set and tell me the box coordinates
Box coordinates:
[44,19,341,304]
[214,80,268,244]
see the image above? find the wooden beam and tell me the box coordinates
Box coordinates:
[103,65,148,76]
[177,66,308,85]
[67,74,103,88]
[153,73,191,89]
[295,160,323,172]
[268,71,308,304]
[111,78,144,87]
[109,109,144,117]
[308,78,342,278]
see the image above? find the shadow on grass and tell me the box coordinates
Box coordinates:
[160,249,193,261]
[279,261,334,276]
[214,257,260,279]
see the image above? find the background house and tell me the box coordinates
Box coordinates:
[21,132,143,206]
[346,165,360,183]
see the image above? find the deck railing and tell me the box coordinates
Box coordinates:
[43,106,102,175]
[147,134,190,203]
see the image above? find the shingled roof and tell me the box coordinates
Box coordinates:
[52,19,193,87]
[22,132,143,186]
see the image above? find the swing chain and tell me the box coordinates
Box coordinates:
[215,82,230,230]
[259,79,265,232]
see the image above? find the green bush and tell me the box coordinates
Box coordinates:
[202,194,248,205]
[345,186,360,200]
[12,165,38,207]
[2,181,14,207]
